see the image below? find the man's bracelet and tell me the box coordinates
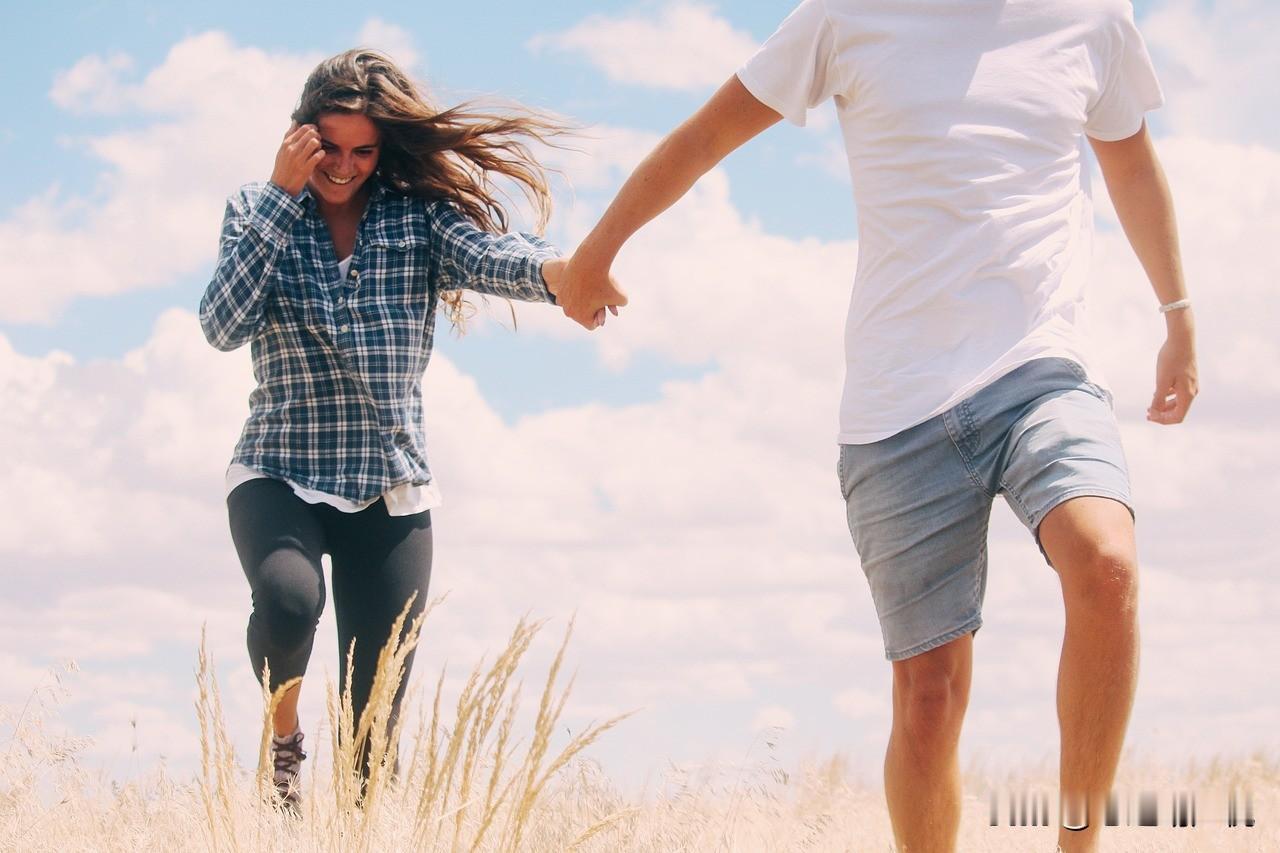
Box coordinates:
[1158,298,1191,314]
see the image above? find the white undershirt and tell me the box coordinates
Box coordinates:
[223,254,443,517]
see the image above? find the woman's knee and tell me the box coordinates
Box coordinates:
[252,602,321,650]
[249,569,325,653]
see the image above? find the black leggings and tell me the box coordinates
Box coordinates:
[226,477,432,771]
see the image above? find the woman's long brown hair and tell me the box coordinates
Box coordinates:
[292,49,568,328]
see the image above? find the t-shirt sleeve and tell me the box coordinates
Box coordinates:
[1084,2,1165,141]
[736,0,842,128]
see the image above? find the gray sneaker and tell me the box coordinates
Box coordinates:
[270,727,307,814]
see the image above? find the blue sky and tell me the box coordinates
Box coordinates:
[2,0,1278,797]
[3,1,863,420]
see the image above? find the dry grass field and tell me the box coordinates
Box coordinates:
[2,605,1275,852]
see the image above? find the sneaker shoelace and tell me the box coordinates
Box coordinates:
[271,729,307,800]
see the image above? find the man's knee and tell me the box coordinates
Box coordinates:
[892,639,972,738]
[1057,536,1139,612]
[1041,497,1138,603]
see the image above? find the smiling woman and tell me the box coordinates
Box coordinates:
[285,49,575,326]
[196,48,587,814]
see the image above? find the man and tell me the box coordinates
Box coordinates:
[556,1,1196,850]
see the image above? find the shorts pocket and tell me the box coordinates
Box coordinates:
[1060,359,1114,408]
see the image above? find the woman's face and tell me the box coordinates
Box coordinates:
[307,112,381,207]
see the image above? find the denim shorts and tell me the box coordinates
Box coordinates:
[837,358,1133,661]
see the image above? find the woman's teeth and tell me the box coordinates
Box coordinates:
[325,173,355,185]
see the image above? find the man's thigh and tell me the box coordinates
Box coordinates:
[993,363,1134,564]
[839,415,993,662]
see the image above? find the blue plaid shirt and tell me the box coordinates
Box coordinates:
[200,181,560,502]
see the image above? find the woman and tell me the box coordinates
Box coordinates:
[199,49,604,811]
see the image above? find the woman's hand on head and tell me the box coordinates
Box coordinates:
[270,122,324,197]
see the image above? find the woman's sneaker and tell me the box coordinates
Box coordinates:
[270,727,307,814]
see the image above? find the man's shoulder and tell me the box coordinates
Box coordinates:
[1059,0,1135,28]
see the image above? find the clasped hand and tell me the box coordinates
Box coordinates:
[541,255,628,330]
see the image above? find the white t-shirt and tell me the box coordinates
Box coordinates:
[223,254,443,517]
[736,0,1164,443]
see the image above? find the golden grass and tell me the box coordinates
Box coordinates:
[193,598,634,852]
[2,610,1277,852]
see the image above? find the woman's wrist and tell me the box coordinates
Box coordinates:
[540,257,566,295]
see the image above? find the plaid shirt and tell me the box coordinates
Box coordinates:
[200,180,559,502]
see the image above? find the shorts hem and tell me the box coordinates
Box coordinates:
[1025,487,1135,533]
[1026,488,1136,566]
[885,616,983,662]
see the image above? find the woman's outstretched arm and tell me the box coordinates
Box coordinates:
[428,201,565,305]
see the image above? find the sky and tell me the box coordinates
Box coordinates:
[2,0,1278,797]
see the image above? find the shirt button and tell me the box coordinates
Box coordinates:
[336,297,346,307]
[350,269,359,279]
[339,324,350,333]
[398,239,407,248]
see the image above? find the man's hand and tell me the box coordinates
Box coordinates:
[1148,312,1198,424]
[552,251,627,330]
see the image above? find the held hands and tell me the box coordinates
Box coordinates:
[543,253,627,330]
[270,122,323,197]
[1148,313,1198,425]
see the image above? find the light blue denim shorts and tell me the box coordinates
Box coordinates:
[837,358,1133,661]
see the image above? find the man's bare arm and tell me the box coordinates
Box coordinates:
[1090,122,1198,424]
[558,76,783,329]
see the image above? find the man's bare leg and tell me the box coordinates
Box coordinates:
[884,633,973,852]
[1039,496,1140,853]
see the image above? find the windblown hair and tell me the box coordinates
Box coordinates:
[292,49,568,328]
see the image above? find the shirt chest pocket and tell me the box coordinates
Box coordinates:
[359,233,432,314]
[349,232,435,360]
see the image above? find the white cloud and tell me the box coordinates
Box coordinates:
[1142,0,1280,147]
[49,52,134,114]
[752,705,795,732]
[833,687,888,722]
[7,33,316,324]
[8,19,427,326]
[356,18,420,70]
[6,2,1280,784]
[528,2,757,91]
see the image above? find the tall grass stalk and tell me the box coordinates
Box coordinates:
[192,601,632,851]
[8,616,1277,851]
